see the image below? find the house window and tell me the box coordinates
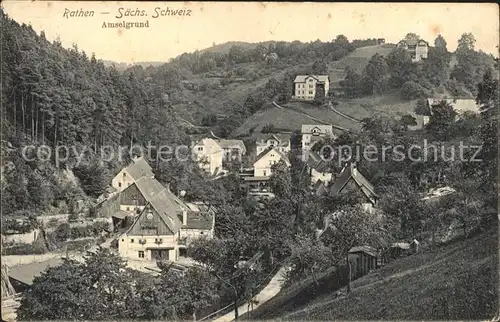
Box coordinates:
[200,231,204,235]
[123,172,126,177]
[198,147,203,151]
[309,91,313,94]
[121,239,124,242]
[126,207,130,211]
[118,182,122,188]
[130,239,134,243]
[263,170,267,176]
[309,84,313,89]
[138,251,145,258]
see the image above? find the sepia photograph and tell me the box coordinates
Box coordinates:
[0,1,499,321]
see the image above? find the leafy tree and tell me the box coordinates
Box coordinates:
[399,114,417,131]
[341,66,362,98]
[321,205,389,292]
[476,69,499,188]
[362,54,389,94]
[312,60,328,74]
[72,159,110,198]
[414,98,431,115]
[268,160,292,199]
[404,33,420,41]
[334,34,349,46]
[426,100,457,140]
[189,237,255,321]
[434,34,448,50]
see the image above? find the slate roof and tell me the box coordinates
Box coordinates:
[184,212,214,230]
[9,258,63,286]
[217,139,247,153]
[398,39,428,47]
[329,162,377,203]
[301,124,333,135]
[306,152,331,173]
[294,75,330,83]
[255,133,291,146]
[254,147,290,166]
[125,157,154,181]
[427,98,481,114]
[125,177,188,234]
[349,245,378,258]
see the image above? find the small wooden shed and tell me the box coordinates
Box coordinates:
[348,246,379,278]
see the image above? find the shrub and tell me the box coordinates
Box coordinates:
[4,243,46,255]
[401,81,426,100]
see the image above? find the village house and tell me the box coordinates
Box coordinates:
[192,138,223,175]
[397,38,429,62]
[293,75,330,100]
[118,183,214,262]
[301,124,335,155]
[253,147,291,178]
[111,156,154,194]
[305,152,333,186]
[325,162,378,213]
[216,139,247,163]
[240,147,291,197]
[255,133,291,156]
[421,98,481,126]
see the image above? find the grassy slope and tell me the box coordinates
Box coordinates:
[251,227,498,320]
[232,44,420,137]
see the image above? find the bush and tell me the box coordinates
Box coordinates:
[401,81,426,100]
[4,243,46,255]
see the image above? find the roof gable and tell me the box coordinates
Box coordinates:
[123,157,154,181]
[329,163,377,203]
[254,147,290,166]
[294,75,330,83]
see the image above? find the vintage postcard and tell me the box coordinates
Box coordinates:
[1,1,498,321]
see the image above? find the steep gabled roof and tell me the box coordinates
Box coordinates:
[124,157,154,181]
[306,152,330,173]
[301,124,333,135]
[254,147,290,166]
[123,177,188,234]
[217,139,247,153]
[329,162,377,203]
[255,133,291,146]
[294,75,330,83]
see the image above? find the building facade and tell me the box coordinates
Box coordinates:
[192,138,223,175]
[111,157,154,194]
[301,124,335,155]
[293,75,330,101]
[255,134,291,156]
[397,39,429,62]
[253,147,290,178]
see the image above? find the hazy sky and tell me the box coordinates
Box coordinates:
[2,1,499,63]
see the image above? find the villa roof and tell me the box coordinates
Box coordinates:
[294,75,330,83]
[254,147,290,166]
[301,124,333,134]
[217,139,247,152]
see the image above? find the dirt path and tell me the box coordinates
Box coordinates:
[272,101,350,132]
[328,101,364,124]
[210,267,288,322]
